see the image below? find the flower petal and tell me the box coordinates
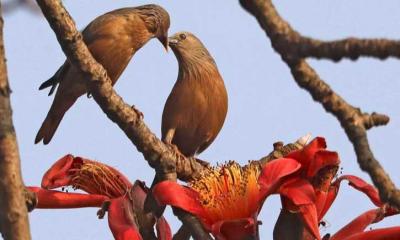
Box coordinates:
[341,227,400,240]
[334,175,382,207]
[299,204,321,240]
[286,137,327,170]
[108,196,142,240]
[41,154,76,189]
[278,180,320,240]
[316,185,338,221]
[27,186,108,209]
[152,181,207,223]
[279,179,316,206]
[211,218,257,240]
[258,158,301,199]
[306,150,339,178]
[330,208,384,240]
[156,217,172,240]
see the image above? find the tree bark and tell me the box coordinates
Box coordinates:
[0,1,31,239]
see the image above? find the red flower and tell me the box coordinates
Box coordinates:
[259,137,400,240]
[30,155,171,240]
[153,161,293,239]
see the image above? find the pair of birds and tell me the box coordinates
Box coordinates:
[35,4,228,159]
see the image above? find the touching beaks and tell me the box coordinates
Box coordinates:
[168,37,179,46]
[158,33,169,51]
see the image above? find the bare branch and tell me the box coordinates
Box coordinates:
[240,0,400,62]
[173,225,191,240]
[298,38,400,61]
[239,0,400,209]
[173,208,213,240]
[0,2,31,239]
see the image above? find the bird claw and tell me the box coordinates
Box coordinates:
[195,158,210,167]
[131,105,144,120]
[166,143,185,160]
[97,200,111,219]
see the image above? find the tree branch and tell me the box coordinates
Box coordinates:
[240,0,400,62]
[239,0,400,209]
[0,1,31,239]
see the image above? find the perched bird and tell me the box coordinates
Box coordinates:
[145,32,228,216]
[162,31,228,157]
[35,4,170,144]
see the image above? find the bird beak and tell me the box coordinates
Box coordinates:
[158,33,169,52]
[168,37,179,46]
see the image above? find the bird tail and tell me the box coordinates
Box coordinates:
[35,96,77,145]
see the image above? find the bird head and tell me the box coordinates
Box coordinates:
[168,31,215,65]
[137,4,170,51]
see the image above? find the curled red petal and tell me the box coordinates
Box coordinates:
[307,150,340,178]
[286,137,327,170]
[335,175,382,207]
[153,181,207,224]
[258,158,301,199]
[41,154,76,189]
[341,226,400,240]
[211,218,257,240]
[108,196,142,240]
[156,217,172,240]
[331,208,384,240]
[27,186,108,208]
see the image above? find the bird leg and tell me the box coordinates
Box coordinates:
[163,128,186,160]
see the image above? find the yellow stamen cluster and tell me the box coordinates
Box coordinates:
[71,161,129,198]
[190,161,260,223]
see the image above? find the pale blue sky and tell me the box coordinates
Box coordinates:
[4,1,400,239]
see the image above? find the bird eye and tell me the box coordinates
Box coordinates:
[179,33,186,40]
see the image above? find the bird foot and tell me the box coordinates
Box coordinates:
[97,200,111,219]
[195,158,210,167]
[131,105,144,120]
[166,143,185,160]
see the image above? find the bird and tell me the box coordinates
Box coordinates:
[162,31,228,157]
[144,31,228,216]
[35,4,170,144]
[144,32,228,216]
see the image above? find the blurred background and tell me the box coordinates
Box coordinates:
[4,0,400,239]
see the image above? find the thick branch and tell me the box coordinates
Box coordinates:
[35,0,210,237]
[0,2,31,239]
[240,0,400,209]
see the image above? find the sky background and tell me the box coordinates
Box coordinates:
[3,0,400,239]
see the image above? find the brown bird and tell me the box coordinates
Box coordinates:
[35,4,170,144]
[144,32,228,216]
[162,31,228,157]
